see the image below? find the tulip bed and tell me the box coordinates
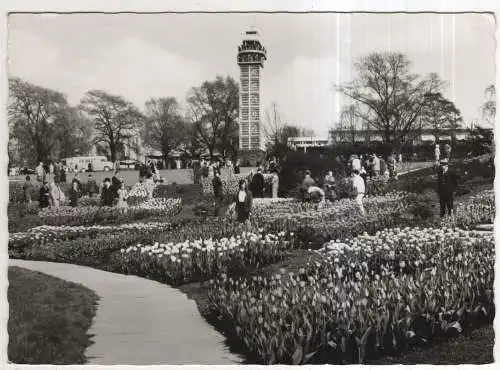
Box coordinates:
[36,198,182,226]
[113,230,295,286]
[9,222,173,250]
[207,227,495,364]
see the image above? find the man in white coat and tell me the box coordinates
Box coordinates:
[351,169,366,216]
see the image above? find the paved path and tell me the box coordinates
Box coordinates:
[9,259,242,365]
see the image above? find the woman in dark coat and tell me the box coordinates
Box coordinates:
[235,179,253,230]
[39,181,51,209]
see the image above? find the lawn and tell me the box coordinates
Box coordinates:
[8,266,99,364]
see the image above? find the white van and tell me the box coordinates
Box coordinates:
[62,156,114,172]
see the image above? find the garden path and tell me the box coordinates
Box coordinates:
[9,259,242,365]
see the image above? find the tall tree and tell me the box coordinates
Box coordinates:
[482,84,496,126]
[53,106,94,159]
[186,76,239,159]
[79,90,143,162]
[338,52,444,147]
[420,92,463,138]
[336,104,363,143]
[8,77,72,164]
[142,97,189,157]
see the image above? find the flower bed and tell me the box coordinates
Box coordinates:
[201,173,250,196]
[441,189,494,229]
[37,198,182,226]
[113,230,295,286]
[207,227,494,364]
[9,222,173,249]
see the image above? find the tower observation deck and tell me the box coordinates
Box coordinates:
[237,30,267,152]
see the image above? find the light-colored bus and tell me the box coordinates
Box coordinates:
[62,156,114,172]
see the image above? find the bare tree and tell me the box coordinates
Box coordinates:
[338,52,444,147]
[186,76,239,159]
[336,104,363,143]
[142,97,189,158]
[79,90,143,162]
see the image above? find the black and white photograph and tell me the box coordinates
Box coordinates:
[3,5,496,367]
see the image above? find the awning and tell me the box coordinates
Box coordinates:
[370,135,383,142]
[455,133,468,141]
[354,136,366,142]
[439,135,452,141]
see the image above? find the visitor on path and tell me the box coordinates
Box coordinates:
[234,160,241,174]
[116,183,129,212]
[212,170,224,216]
[235,179,252,231]
[437,158,458,218]
[69,180,80,207]
[360,165,368,185]
[22,176,35,204]
[39,181,51,209]
[49,180,65,208]
[271,169,279,198]
[302,170,315,190]
[192,160,201,185]
[250,167,265,198]
[351,169,366,216]
[88,162,93,172]
[101,178,115,207]
[48,162,54,180]
[87,174,99,197]
[145,174,155,199]
[372,154,381,176]
[36,162,45,182]
[434,144,441,163]
[202,162,209,178]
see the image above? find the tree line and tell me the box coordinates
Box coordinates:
[8,75,241,166]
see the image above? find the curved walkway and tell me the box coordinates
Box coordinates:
[9,259,242,365]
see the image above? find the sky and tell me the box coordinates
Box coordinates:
[7,12,496,137]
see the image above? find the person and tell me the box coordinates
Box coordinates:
[351,155,361,173]
[212,170,224,216]
[101,178,115,207]
[271,169,279,198]
[307,185,326,208]
[351,169,366,216]
[48,162,54,181]
[88,162,93,172]
[72,173,82,192]
[233,160,241,174]
[116,182,129,211]
[434,144,441,163]
[202,162,209,178]
[87,173,99,197]
[379,156,387,176]
[50,180,65,208]
[387,153,397,180]
[36,161,45,182]
[302,170,315,190]
[111,171,121,199]
[145,174,155,199]
[235,179,252,230]
[39,181,51,209]
[60,165,67,183]
[22,176,35,205]
[69,180,80,207]
[372,154,381,176]
[192,160,201,185]
[443,143,452,160]
[250,167,265,198]
[437,158,458,217]
[54,162,61,184]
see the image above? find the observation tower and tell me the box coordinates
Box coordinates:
[237,30,267,164]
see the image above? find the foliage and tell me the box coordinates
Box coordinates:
[79,90,143,162]
[186,75,239,158]
[142,97,189,157]
[420,92,462,137]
